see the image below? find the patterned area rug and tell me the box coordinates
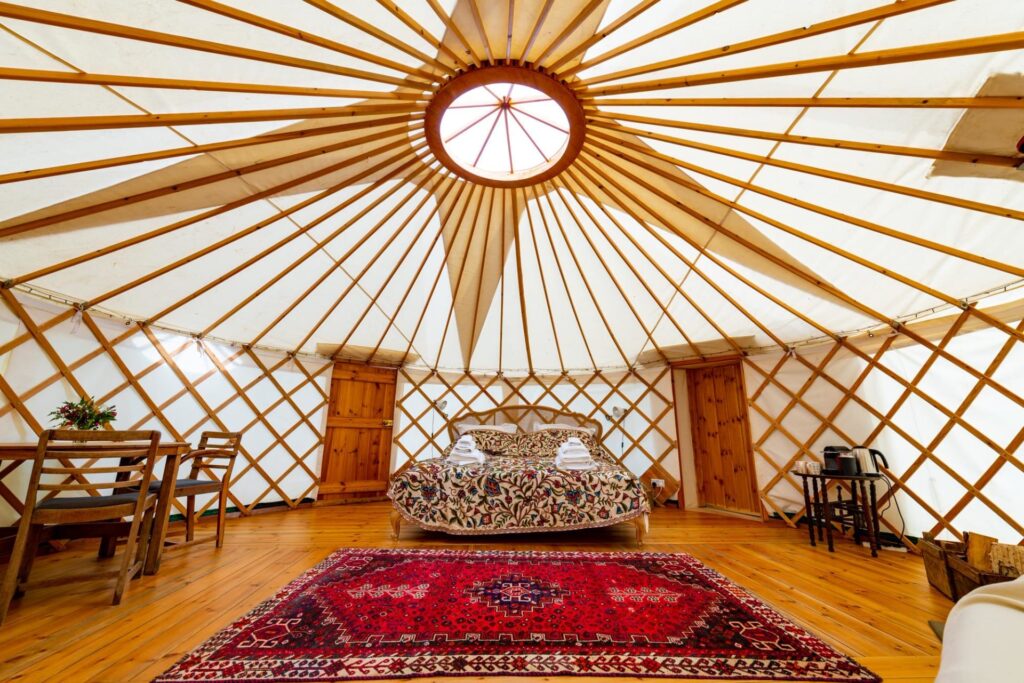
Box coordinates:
[155,548,879,681]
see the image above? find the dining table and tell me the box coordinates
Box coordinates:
[0,440,190,575]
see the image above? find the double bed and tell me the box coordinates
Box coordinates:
[387,406,650,545]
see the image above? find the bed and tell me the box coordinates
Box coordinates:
[386,406,651,545]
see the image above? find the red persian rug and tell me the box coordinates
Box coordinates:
[155,548,879,682]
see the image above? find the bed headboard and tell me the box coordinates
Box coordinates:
[446,406,603,441]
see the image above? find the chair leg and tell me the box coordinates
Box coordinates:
[215,488,227,549]
[134,505,156,572]
[0,522,34,626]
[185,496,196,543]
[16,525,44,592]
[112,509,145,606]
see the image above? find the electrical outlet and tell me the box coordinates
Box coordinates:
[651,478,665,489]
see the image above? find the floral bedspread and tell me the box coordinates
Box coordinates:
[387,450,650,535]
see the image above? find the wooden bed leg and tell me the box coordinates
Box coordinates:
[634,514,648,548]
[389,510,401,541]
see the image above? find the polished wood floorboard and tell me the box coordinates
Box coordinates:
[0,504,950,682]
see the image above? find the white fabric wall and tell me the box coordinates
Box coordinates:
[0,295,330,526]
[747,323,1024,543]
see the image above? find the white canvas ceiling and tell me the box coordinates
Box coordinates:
[0,0,1022,373]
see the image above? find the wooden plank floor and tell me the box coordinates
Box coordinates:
[0,503,951,682]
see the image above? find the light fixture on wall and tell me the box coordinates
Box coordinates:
[603,406,627,458]
[430,399,449,445]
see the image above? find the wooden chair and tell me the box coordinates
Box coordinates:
[156,431,241,550]
[0,430,161,626]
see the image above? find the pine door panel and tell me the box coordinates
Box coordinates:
[318,362,397,500]
[686,362,761,516]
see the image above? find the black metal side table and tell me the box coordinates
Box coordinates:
[793,471,883,557]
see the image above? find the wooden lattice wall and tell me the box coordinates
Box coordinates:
[747,303,1024,547]
[0,291,330,526]
[391,366,680,502]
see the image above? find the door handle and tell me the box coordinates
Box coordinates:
[382,419,393,428]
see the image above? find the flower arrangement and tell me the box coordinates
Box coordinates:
[49,396,117,430]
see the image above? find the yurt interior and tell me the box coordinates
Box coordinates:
[2,1,1024,681]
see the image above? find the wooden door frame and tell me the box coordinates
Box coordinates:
[676,358,764,520]
[317,361,398,503]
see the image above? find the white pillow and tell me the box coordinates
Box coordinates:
[532,421,596,436]
[456,422,518,435]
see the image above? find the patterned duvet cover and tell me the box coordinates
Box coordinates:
[387,440,650,534]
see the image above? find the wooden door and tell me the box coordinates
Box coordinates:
[686,362,762,516]
[318,362,397,501]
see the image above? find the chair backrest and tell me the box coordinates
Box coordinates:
[186,431,242,480]
[26,430,161,512]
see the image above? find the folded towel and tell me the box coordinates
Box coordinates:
[448,435,486,465]
[556,437,596,470]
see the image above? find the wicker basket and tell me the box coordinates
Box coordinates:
[920,537,963,600]
[946,554,1015,600]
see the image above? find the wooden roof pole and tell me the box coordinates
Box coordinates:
[530,0,605,67]
[586,132,1024,279]
[546,0,659,73]
[376,0,471,71]
[7,130,420,284]
[393,183,482,367]
[555,170,702,358]
[300,0,454,77]
[584,31,1024,96]
[587,133,1024,347]
[327,170,461,359]
[309,173,461,360]
[362,178,475,364]
[588,121,1024,222]
[425,0,482,67]
[431,185,491,370]
[545,180,669,365]
[0,123,418,240]
[504,0,514,62]
[90,144,427,309]
[0,103,425,134]
[466,0,494,64]
[236,160,438,345]
[572,155,782,352]
[0,2,432,90]
[587,110,1021,168]
[498,188,507,370]
[509,188,534,374]
[464,187,498,371]
[335,173,467,363]
[579,96,1024,109]
[537,184,635,368]
[0,67,429,101]
[526,184,598,370]
[586,145,1024,409]
[251,161,442,350]
[580,141,981,310]
[519,0,554,67]
[580,0,952,86]
[145,152,427,325]
[583,145,891,323]
[517,187,564,373]
[177,0,441,82]
[0,112,420,187]
[560,0,746,79]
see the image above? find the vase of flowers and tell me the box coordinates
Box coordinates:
[49,396,117,431]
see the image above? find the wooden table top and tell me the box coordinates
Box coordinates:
[0,441,189,460]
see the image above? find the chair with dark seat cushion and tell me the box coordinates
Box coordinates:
[0,430,161,626]
[164,431,242,550]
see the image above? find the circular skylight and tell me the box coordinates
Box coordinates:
[438,83,570,182]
